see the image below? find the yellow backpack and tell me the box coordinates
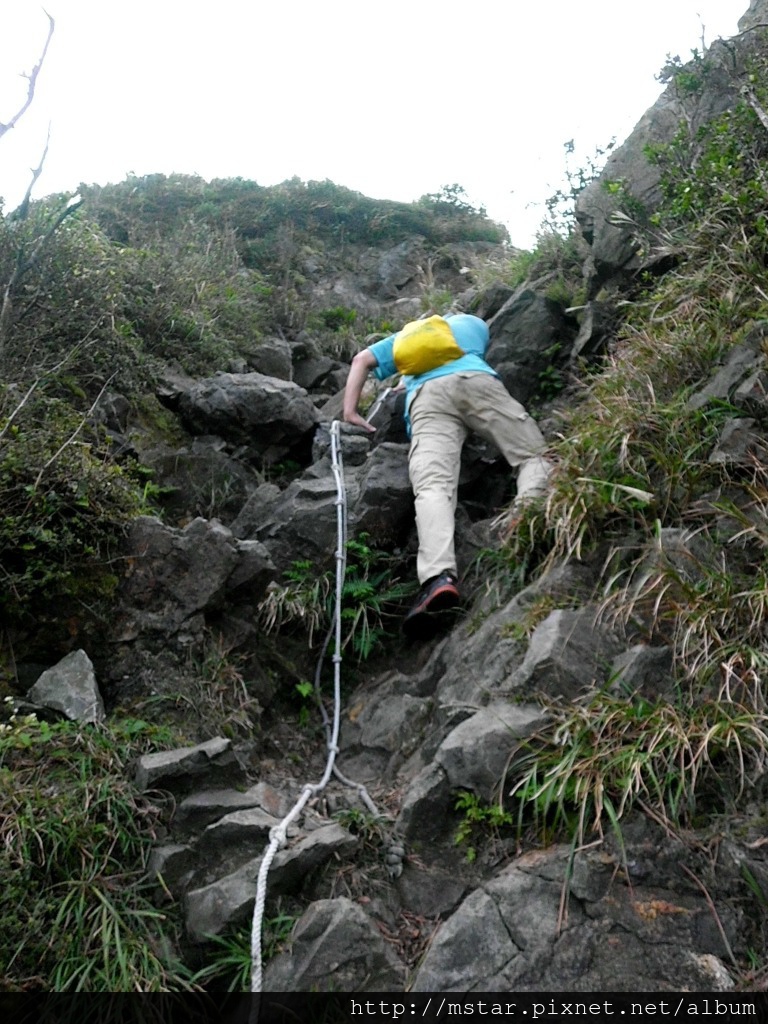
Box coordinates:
[392,315,465,376]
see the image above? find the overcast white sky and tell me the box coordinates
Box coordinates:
[0,0,750,247]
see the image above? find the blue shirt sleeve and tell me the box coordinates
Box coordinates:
[367,334,398,380]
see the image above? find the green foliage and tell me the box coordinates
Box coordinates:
[453,791,515,863]
[510,684,768,844]
[646,52,768,236]
[256,535,416,661]
[0,390,146,640]
[189,910,296,991]
[316,306,357,331]
[83,174,507,274]
[0,711,192,991]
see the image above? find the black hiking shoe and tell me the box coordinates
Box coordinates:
[402,571,460,639]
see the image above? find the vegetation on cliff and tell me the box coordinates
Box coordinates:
[3,26,768,991]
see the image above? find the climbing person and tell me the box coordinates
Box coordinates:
[342,312,552,638]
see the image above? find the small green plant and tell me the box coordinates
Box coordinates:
[317,306,357,331]
[256,536,416,661]
[453,790,515,863]
[190,911,296,991]
[333,807,390,849]
[338,535,416,660]
[294,679,316,727]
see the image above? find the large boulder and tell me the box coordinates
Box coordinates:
[263,897,405,991]
[575,25,760,291]
[172,371,319,463]
[487,289,577,405]
[26,649,105,724]
[115,515,275,645]
[411,827,740,992]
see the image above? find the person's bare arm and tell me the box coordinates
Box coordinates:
[343,350,378,432]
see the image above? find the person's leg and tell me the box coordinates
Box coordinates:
[408,377,468,583]
[458,374,552,503]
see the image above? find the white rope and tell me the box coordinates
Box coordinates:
[249,420,347,994]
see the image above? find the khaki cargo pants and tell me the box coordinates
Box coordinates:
[408,371,551,583]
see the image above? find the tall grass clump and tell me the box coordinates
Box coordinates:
[511,677,768,844]
[498,50,768,847]
[0,711,193,991]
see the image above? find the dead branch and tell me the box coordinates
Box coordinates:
[13,123,51,223]
[32,371,117,491]
[0,192,83,363]
[0,11,55,141]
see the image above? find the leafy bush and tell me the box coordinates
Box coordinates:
[0,390,146,643]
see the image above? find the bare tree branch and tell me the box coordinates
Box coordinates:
[0,11,55,141]
[13,123,51,222]
[0,192,83,363]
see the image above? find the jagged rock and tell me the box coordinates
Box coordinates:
[116,515,275,644]
[250,338,293,380]
[503,607,624,699]
[411,840,737,992]
[224,538,277,599]
[687,327,767,410]
[173,371,319,463]
[311,421,373,467]
[351,442,413,544]
[252,474,356,572]
[374,238,426,299]
[435,702,548,799]
[394,858,469,919]
[339,685,433,781]
[740,0,768,33]
[733,366,768,423]
[487,289,577,405]
[570,300,619,363]
[292,354,342,391]
[470,282,516,320]
[251,441,414,573]
[263,897,405,991]
[173,782,292,834]
[147,843,196,895]
[609,644,675,699]
[576,32,757,292]
[184,823,358,941]
[26,649,105,724]
[136,438,259,525]
[195,807,286,878]
[709,418,768,467]
[133,737,247,794]
[227,482,282,539]
[395,704,546,846]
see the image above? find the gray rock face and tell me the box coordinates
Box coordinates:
[175,371,319,462]
[504,607,624,699]
[411,841,737,992]
[133,737,247,794]
[184,824,358,941]
[116,515,275,645]
[26,649,105,724]
[263,897,405,991]
[575,25,761,291]
[488,289,577,405]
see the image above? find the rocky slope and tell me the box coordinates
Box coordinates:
[12,0,768,993]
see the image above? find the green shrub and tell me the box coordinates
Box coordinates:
[0,390,144,641]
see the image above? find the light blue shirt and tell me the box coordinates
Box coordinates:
[367,314,497,434]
